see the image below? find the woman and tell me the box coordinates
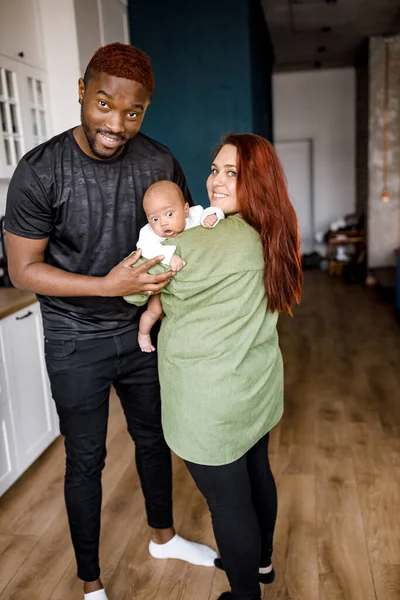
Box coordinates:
[158,133,302,600]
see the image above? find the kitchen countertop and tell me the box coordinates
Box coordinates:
[0,288,37,319]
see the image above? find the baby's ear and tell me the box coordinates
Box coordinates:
[184,202,190,217]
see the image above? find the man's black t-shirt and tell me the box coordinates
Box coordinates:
[5,129,192,339]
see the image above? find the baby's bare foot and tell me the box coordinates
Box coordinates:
[138,332,156,352]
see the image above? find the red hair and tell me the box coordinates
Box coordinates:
[216,133,302,315]
[84,43,155,96]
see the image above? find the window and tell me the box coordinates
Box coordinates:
[0,54,50,179]
[27,77,47,146]
[0,67,24,171]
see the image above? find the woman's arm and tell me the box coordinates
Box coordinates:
[123,253,175,305]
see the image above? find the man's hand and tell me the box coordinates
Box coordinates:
[102,249,175,297]
[203,213,218,228]
[169,254,186,272]
[6,234,174,298]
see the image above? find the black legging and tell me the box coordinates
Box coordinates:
[185,432,277,600]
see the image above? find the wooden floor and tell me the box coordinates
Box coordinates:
[1,270,400,600]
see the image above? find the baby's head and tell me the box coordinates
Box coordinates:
[143,180,189,238]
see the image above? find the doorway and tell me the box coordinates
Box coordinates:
[275,139,314,255]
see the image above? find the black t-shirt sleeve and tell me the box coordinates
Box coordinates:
[172,156,193,207]
[5,159,53,239]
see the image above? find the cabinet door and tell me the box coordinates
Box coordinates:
[0,364,18,496]
[0,0,44,69]
[0,55,51,179]
[1,302,58,475]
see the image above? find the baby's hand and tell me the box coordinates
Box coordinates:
[170,254,186,272]
[203,213,218,228]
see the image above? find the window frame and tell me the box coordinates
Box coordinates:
[0,54,51,180]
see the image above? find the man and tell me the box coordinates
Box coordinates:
[5,43,217,600]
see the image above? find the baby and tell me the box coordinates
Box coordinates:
[135,180,224,352]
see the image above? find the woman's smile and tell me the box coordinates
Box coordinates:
[206,144,238,215]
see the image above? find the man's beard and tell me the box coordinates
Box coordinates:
[80,104,126,160]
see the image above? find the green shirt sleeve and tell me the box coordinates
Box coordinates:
[123,241,178,305]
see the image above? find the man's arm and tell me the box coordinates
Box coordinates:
[172,156,193,206]
[7,233,174,297]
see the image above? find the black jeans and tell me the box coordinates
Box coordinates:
[45,328,173,582]
[185,433,277,600]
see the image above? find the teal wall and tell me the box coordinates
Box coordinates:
[129,0,274,205]
[250,0,275,140]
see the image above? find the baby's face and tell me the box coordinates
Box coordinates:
[145,192,189,238]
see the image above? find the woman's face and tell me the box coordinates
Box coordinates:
[206,144,238,215]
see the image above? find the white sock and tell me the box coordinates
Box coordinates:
[259,564,273,574]
[84,590,109,600]
[149,534,218,567]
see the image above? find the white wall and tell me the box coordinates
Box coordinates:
[38,0,81,138]
[74,0,129,75]
[273,68,356,238]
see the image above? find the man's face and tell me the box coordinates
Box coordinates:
[78,72,150,160]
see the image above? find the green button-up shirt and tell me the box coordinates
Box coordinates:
[157,213,284,466]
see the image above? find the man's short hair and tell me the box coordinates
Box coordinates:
[83,42,155,97]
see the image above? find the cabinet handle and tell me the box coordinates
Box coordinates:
[16,310,33,320]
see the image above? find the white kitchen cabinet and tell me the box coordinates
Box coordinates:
[0,301,59,494]
[0,54,51,179]
[0,0,44,70]
[0,395,18,496]
[0,326,19,496]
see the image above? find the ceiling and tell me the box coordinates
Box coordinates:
[262,0,400,71]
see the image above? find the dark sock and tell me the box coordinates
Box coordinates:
[214,557,224,570]
[259,569,275,584]
[214,558,275,584]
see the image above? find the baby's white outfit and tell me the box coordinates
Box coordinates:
[137,205,225,265]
